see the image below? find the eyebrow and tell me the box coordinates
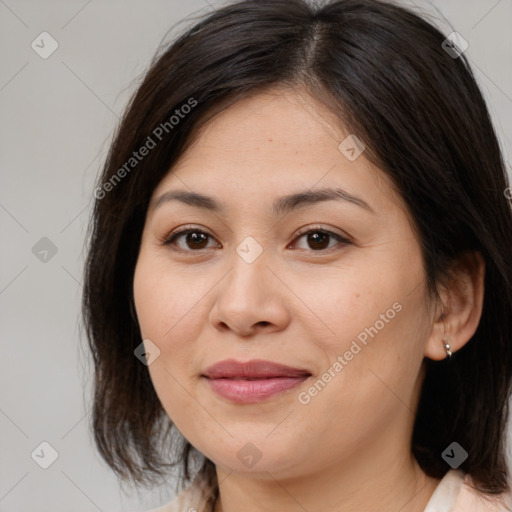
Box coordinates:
[151,187,375,216]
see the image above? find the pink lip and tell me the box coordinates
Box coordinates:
[202,359,311,403]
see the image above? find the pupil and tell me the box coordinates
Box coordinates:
[308,232,329,250]
[188,232,207,249]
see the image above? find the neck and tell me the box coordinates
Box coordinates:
[212,452,441,512]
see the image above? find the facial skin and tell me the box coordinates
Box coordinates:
[133,87,484,512]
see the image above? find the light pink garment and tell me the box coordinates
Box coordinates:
[424,470,512,511]
[148,469,512,512]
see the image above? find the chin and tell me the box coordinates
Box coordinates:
[200,435,306,477]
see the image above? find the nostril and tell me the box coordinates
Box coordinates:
[258,321,270,327]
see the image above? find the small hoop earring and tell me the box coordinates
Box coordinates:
[443,337,453,359]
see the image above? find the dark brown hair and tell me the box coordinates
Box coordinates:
[82,0,512,499]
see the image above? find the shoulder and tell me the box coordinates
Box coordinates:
[145,475,213,512]
[454,474,512,512]
[423,469,511,512]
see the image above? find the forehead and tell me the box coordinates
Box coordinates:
[179,88,346,167]
[151,88,402,215]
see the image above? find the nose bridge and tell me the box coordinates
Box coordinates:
[225,240,272,305]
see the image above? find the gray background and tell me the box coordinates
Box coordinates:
[1,0,511,511]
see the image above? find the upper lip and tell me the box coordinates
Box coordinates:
[202,359,312,379]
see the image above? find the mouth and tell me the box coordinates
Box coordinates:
[201,359,312,403]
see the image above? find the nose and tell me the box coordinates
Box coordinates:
[208,251,291,337]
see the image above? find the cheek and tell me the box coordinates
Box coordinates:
[133,250,201,380]
[133,252,206,429]
[294,282,428,459]
[310,242,429,398]
[310,255,424,354]
[133,247,204,341]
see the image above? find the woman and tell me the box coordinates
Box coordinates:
[82,1,512,511]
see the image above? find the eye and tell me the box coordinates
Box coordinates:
[162,226,351,253]
[291,228,351,252]
[163,226,219,252]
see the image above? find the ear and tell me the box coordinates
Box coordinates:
[424,251,485,361]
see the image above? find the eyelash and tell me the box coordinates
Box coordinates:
[162,225,351,254]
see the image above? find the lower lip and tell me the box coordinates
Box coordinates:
[204,376,310,403]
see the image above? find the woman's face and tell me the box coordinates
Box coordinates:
[133,88,436,479]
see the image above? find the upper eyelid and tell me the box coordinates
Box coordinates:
[294,225,349,239]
